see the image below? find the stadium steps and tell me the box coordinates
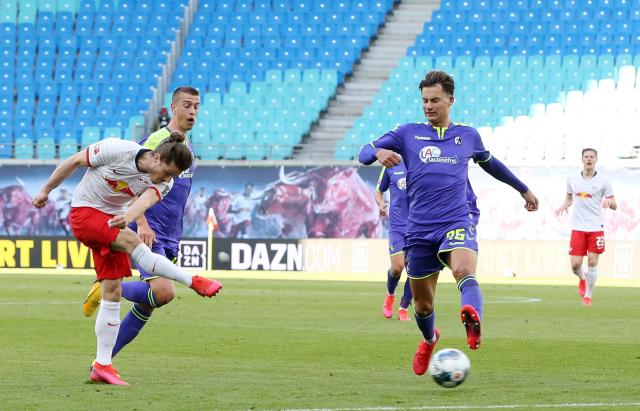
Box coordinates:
[294,0,439,160]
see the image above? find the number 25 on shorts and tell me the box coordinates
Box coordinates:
[446,228,466,241]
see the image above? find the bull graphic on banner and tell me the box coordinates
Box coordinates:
[203,166,381,239]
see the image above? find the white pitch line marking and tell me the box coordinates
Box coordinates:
[273,402,640,411]
[487,296,542,304]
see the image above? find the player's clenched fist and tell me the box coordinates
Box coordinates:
[375,149,401,167]
[32,192,49,208]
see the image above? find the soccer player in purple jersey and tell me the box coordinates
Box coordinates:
[376,161,413,321]
[377,163,479,321]
[82,87,208,358]
[359,71,539,376]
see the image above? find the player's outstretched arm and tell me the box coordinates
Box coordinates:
[32,150,89,209]
[477,155,538,211]
[108,188,161,229]
[555,193,573,216]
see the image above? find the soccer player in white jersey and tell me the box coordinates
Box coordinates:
[32,133,222,385]
[555,148,616,306]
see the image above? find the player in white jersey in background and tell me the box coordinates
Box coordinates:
[32,134,222,385]
[555,148,616,306]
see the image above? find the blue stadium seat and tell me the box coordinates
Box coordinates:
[59,137,79,157]
[36,138,56,159]
[14,138,34,159]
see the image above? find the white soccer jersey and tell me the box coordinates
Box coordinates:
[71,138,173,215]
[567,172,614,232]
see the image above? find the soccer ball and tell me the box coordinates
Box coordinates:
[427,348,470,388]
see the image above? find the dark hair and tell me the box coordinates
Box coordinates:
[419,70,455,95]
[582,148,598,157]
[153,131,193,171]
[172,86,199,102]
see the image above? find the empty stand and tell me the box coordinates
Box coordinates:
[169,0,394,160]
[1,0,183,158]
[339,0,640,162]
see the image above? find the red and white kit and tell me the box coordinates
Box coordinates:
[566,172,613,256]
[70,138,173,280]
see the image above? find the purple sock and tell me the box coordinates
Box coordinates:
[458,275,483,319]
[414,311,436,341]
[386,269,401,295]
[122,281,159,308]
[400,278,413,309]
[112,304,152,358]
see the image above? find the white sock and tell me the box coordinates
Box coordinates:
[131,243,192,286]
[95,300,121,365]
[572,266,585,280]
[585,266,598,298]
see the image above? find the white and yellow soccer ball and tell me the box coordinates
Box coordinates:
[428,348,471,388]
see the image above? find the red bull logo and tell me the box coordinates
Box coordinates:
[576,192,593,199]
[104,178,135,197]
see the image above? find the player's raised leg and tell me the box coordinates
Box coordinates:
[111,229,222,297]
[447,248,483,350]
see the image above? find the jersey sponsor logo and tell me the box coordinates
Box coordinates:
[104,178,135,197]
[397,177,406,190]
[414,135,432,140]
[419,146,458,164]
[454,136,462,145]
[576,192,593,198]
[93,144,100,155]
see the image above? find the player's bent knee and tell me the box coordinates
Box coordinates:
[150,279,176,307]
[451,266,473,281]
[153,288,175,306]
[413,299,433,315]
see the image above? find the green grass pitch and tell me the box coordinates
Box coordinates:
[1,274,639,410]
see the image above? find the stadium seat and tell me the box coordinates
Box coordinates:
[58,137,79,158]
[36,137,56,159]
[103,127,122,138]
[14,138,34,159]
